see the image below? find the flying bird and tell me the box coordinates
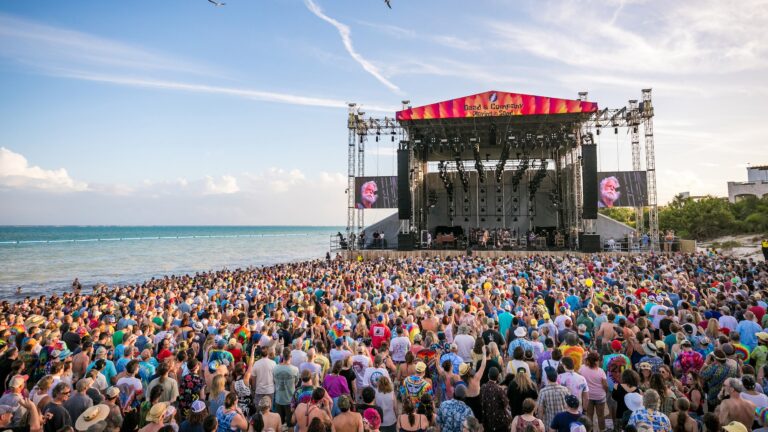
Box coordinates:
[384,0,391,8]
[208,0,226,6]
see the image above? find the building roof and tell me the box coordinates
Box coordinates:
[748,165,768,170]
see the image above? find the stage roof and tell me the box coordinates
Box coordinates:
[396,90,598,121]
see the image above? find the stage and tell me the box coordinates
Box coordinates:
[343,89,660,253]
[346,248,631,261]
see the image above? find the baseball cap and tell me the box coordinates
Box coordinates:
[0,405,14,415]
[565,394,580,409]
[415,362,426,374]
[191,400,206,413]
[611,340,622,351]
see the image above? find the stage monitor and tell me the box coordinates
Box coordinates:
[354,176,398,209]
[597,171,648,208]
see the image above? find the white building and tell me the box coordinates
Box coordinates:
[727,165,768,202]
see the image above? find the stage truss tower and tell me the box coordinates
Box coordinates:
[585,89,659,251]
[346,104,405,246]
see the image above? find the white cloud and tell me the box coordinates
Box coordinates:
[304,0,402,94]
[357,21,480,52]
[204,175,239,195]
[0,13,399,113]
[489,0,768,74]
[0,13,218,77]
[385,58,531,87]
[0,147,88,192]
[0,169,349,225]
[62,72,399,113]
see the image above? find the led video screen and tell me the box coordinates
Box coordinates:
[354,176,398,209]
[597,171,648,208]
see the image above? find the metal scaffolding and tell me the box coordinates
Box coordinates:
[642,89,659,251]
[584,89,659,251]
[346,104,405,244]
[628,99,644,235]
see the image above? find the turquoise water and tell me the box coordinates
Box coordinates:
[0,226,342,299]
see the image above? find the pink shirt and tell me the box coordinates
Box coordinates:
[578,365,607,401]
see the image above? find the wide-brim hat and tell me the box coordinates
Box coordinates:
[642,341,657,355]
[625,393,643,412]
[757,332,768,343]
[24,315,45,329]
[75,404,110,431]
[514,327,527,338]
[723,422,748,432]
[146,402,169,423]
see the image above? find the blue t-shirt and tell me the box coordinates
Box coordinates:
[551,411,582,432]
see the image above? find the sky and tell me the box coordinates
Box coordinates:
[0,0,766,225]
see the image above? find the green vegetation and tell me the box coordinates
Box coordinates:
[599,195,768,240]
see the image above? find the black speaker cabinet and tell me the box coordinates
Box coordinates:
[397,233,414,251]
[580,234,601,253]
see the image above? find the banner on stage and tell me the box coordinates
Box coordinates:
[354,176,398,209]
[597,171,648,208]
[396,90,598,121]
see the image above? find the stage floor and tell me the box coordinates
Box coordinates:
[345,249,630,260]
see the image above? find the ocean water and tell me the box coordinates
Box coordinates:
[0,226,342,300]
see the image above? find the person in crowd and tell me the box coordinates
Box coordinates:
[628,390,671,432]
[435,385,472,432]
[480,367,509,432]
[715,378,757,431]
[510,398,544,432]
[550,395,582,432]
[538,367,570,429]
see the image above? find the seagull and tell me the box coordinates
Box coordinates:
[384,0,391,8]
[208,0,226,6]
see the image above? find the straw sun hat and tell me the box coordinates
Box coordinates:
[24,315,46,329]
[75,404,110,431]
[146,402,169,423]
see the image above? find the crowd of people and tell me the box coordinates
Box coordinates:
[0,250,767,432]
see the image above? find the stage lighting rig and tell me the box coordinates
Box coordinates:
[455,158,470,192]
[495,137,512,182]
[472,140,486,183]
[528,159,548,201]
[511,155,529,190]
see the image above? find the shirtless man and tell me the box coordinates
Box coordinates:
[257,396,282,432]
[292,388,333,432]
[716,378,756,431]
[332,395,363,432]
[595,313,618,353]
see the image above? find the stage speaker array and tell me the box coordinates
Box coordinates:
[397,149,412,219]
[582,144,598,220]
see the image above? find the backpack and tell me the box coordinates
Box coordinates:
[607,355,628,384]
